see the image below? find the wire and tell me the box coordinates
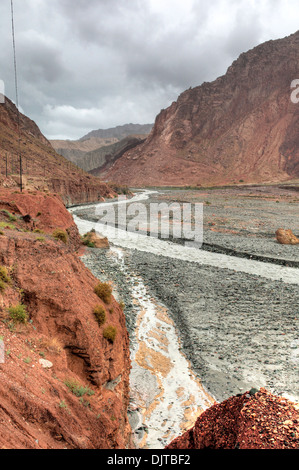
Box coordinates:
[10,0,22,191]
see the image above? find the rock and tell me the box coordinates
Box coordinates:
[166,388,299,449]
[275,229,299,245]
[0,97,116,205]
[0,191,132,450]
[104,31,299,187]
[82,230,109,248]
[249,387,259,396]
[39,359,53,369]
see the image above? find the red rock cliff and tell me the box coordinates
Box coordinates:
[0,190,133,449]
[105,31,299,187]
[0,97,115,205]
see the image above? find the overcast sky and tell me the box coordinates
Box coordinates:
[0,0,298,140]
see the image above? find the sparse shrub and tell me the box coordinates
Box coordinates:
[34,228,44,234]
[8,304,28,324]
[94,282,112,303]
[36,212,41,217]
[36,237,45,242]
[119,301,125,310]
[64,378,95,397]
[93,305,106,326]
[81,231,96,247]
[0,221,15,230]
[79,397,90,407]
[103,325,117,343]
[2,210,17,222]
[0,280,6,292]
[0,266,10,284]
[82,238,95,248]
[39,336,63,354]
[0,231,4,236]
[0,265,11,293]
[52,229,68,244]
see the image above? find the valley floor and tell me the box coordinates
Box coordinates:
[72,185,299,446]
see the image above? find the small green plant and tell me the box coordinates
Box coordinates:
[81,231,96,248]
[103,325,117,343]
[23,357,31,364]
[64,378,95,397]
[33,228,44,234]
[52,229,68,244]
[79,397,90,408]
[0,221,15,230]
[59,400,68,409]
[94,282,112,303]
[83,239,95,248]
[93,305,106,326]
[0,266,10,284]
[2,210,17,222]
[36,237,45,242]
[8,303,28,324]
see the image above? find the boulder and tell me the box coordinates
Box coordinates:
[275,228,299,245]
[82,229,109,248]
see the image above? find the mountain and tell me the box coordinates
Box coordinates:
[0,97,115,205]
[103,31,299,187]
[50,123,152,174]
[84,136,146,174]
[49,137,117,164]
[53,136,145,173]
[79,123,153,141]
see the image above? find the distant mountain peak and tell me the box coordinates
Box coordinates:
[79,123,153,142]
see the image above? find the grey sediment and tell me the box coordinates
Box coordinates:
[74,188,299,404]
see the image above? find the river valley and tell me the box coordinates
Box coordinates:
[70,186,299,448]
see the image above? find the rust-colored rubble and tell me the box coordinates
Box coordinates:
[166,388,299,449]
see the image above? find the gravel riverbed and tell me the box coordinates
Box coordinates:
[72,186,299,408]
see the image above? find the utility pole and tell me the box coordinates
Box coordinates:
[19,154,22,191]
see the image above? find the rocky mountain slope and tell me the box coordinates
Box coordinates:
[0,189,132,448]
[104,30,299,187]
[87,136,146,175]
[79,123,153,142]
[51,124,152,174]
[0,97,116,205]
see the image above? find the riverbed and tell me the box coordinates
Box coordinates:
[70,187,299,448]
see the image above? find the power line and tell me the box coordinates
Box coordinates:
[10,0,22,191]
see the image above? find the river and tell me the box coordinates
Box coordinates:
[70,190,299,448]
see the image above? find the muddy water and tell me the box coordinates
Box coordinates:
[108,246,214,448]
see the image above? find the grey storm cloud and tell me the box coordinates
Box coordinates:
[0,0,298,139]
